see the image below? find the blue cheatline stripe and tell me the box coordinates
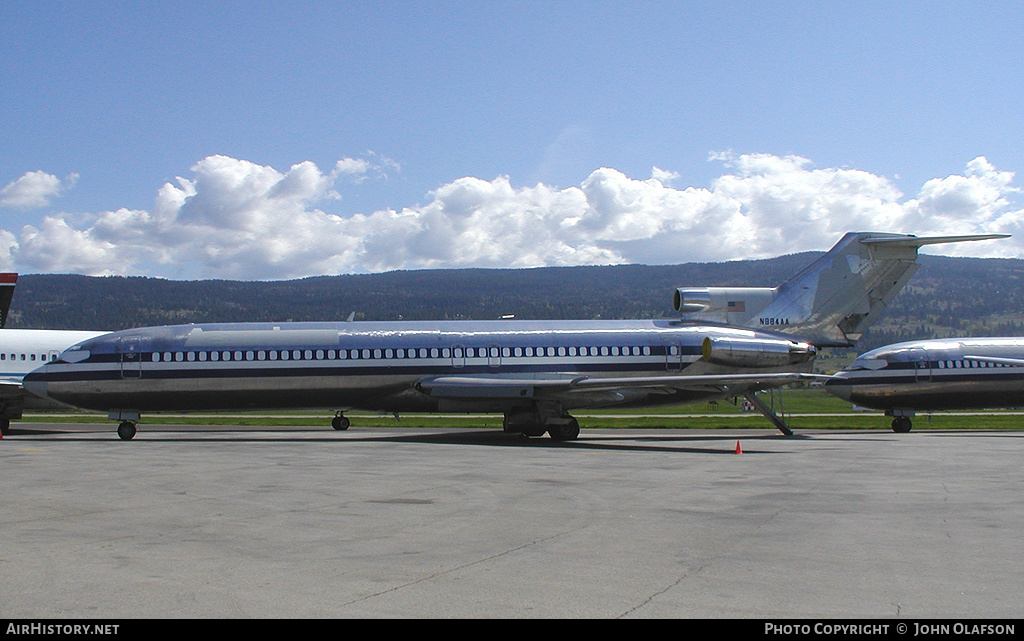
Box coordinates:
[840,371,1024,387]
[37,358,694,383]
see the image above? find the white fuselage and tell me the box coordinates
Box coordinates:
[0,329,108,415]
[0,329,107,379]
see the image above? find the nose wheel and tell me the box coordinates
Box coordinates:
[891,416,912,433]
[331,412,350,430]
[117,421,137,440]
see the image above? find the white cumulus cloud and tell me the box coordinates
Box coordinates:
[0,153,1018,278]
[0,170,78,209]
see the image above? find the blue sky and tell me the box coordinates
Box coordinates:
[2,1,1023,279]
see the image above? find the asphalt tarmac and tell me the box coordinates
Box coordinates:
[2,422,1022,619]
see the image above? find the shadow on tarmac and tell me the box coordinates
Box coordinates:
[6,423,811,455]
[9,423,1022,456]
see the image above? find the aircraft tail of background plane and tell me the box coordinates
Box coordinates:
[673,232,1007,346]
[0,273,16,328]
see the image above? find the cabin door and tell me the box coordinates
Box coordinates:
[118,337,144,379]
[910,347,931,382]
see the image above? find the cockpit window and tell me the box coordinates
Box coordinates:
[60,348,91,364]
[846,358,888,371]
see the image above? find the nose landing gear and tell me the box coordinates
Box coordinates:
[891,416,912,433]
[332,412,351,431]
[117,421,137,440]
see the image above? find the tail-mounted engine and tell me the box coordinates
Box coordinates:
[673,287,776,317]
[702,335,815,368]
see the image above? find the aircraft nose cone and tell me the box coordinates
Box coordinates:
[823,375,853,402]
[22,372,49,401]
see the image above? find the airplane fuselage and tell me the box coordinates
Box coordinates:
[25,319,810,416]
[825,337,1024,430]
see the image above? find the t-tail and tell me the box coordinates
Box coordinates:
[673,232,1008,346]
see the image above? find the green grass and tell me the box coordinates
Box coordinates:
[18,388,1024,430]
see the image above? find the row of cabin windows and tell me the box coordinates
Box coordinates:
[1,353,53,362]
[936,359,1012,369]
[151,345,655,363]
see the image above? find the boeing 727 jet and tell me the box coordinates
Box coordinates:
[826,336,1024,432]
[24,232,1005,439]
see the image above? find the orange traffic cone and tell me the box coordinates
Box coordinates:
[734,440,742,454]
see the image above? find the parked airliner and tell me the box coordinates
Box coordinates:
[826,336,1024,432]
[24,232,1005,440]
[0,274,108,433]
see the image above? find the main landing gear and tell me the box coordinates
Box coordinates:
[503,406,581,441]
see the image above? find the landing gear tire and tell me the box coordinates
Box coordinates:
[891,417,912,433]
[332,413,350,431]
[518,426,547,438]
[504,411,545,437]
[117,421,137,440]
[547,416,580,442]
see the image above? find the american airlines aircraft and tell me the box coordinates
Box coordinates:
[0,274,108,433]
[825,336,1024,432]
[23,232,1005,440]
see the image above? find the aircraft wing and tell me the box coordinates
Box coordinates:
[416,372,828,399]
[0,377,24,397]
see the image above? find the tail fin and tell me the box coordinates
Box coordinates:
[674,233,1007,346]
[0,273,16,328]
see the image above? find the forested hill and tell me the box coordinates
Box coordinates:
[6,253,1024,353]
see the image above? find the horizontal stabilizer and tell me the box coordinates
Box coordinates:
[860,234,1009,247]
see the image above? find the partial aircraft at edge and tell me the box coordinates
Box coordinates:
[23,231,1007,440]
[826,336,1024,432]
[0,274,109,433]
